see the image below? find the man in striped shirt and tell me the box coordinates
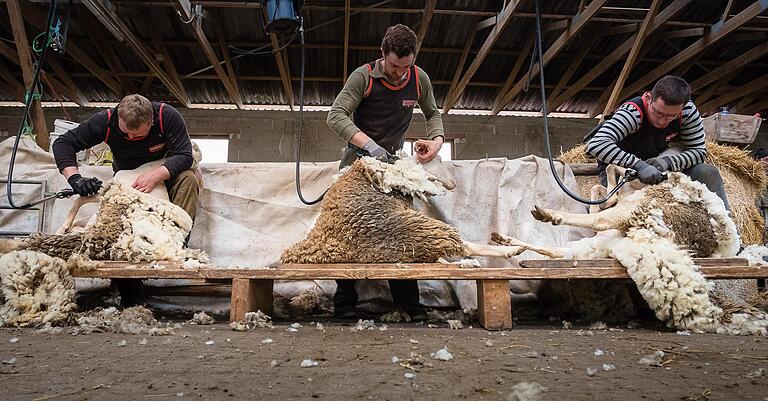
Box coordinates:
[586,75,729,208]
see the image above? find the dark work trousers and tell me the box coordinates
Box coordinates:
[334,147,424,314]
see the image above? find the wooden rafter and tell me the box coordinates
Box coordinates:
[690,40,768,91]
[148,13,186,98]
[191,14,242,108]
[415,0,437,56]
[695,71,738,104]
[745,98,768,115]
[42,56,89,106]
[618,0,768,100]
[343,0,350,84]
[80,0,190,105]
[698,72,768,114]
[213,12,241,104]
[547,0,693,112]
[492,0,609,115]
[721,0,735,21]
[550,27,596,101]
[491,35,535,112]
[17,3,129,96]
[602,0,662,116]
[0,63,25,98]
[443,21,478,107]
[259,5,294,109]
[442,0,523,113]
[86,12,136,95]
[140,76,154,94]
[0,40,87,106]
[732,96,755,113]
[6,0,47,149]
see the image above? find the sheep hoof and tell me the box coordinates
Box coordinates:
[531,206,561,225]
[490,232,506,245]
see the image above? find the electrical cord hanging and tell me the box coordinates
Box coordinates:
[532,0,630,205]
[6,0,64,209]
[294,18,328,205]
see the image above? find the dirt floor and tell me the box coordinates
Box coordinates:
[1,317,766,401]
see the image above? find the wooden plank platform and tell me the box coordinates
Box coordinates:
[71,259,768,331]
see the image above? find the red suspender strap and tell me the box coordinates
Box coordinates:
[159,103,166,135]
[414,65,421,99]
[104,109,112,143]
[364,64,373,98]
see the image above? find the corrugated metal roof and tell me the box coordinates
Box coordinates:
[0,0,766,115]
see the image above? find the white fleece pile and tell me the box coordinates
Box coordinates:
[360,156,446,201]
[0,250,77,327]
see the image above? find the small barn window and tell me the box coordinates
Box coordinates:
[192,138,229,164]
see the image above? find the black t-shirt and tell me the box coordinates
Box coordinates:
[53,103,193,178]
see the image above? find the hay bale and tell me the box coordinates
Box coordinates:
[558,142,767,245]
[559,144,593,164]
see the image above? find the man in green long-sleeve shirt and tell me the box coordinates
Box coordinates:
[326,24,445,322]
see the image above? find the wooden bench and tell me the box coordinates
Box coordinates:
[72,258,768,330]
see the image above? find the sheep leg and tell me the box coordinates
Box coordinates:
[589,185,607,214]
[532,204,630,232]
[462,241,523,258]
[490,232,565,258]
[0,239,23,254]
[55,195,99,235]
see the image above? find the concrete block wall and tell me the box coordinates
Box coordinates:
[0,106,766,162]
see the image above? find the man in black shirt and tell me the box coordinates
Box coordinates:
[52,94,200,307]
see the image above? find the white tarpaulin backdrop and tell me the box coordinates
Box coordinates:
[1,137,590,312]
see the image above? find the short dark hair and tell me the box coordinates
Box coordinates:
[651,75,691,106]
[381,24,416,58]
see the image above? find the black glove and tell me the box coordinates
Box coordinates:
[67,174,102,197]
[362,139,393,162]
[646,156,672,172]
[633,160,666,185]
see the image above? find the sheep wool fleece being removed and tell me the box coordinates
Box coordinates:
[495,173,767,334]
[281,157,521,264]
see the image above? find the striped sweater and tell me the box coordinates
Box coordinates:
[586,100,706,171]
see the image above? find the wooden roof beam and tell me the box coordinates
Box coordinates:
[442,0,523,113]
[19,3,129,96]
[690,40,768,91]
[603,0,664,116]
[491,0,610,115]
[547,0,693,112]
[491,34,535,112]
[80,0,190,106]
[191,14,242,108]
[258,5,294,109]
[213,11,241,105]
[343,0,350,84]
[415,0,436,56]
[0,40,87,106]
[549,28,596,103]
[618,0,768,101]
[698,72,768,114]
[745,98,768,115]
[6,0,47,149]
[443,21,478,106]
[148,13,187,98]
[87,14,137,95]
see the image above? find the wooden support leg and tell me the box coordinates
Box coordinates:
[229,278,274,323]
[476,279,512,330]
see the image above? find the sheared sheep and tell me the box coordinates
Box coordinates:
[493,171,767,334]
[281,156,520,264]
